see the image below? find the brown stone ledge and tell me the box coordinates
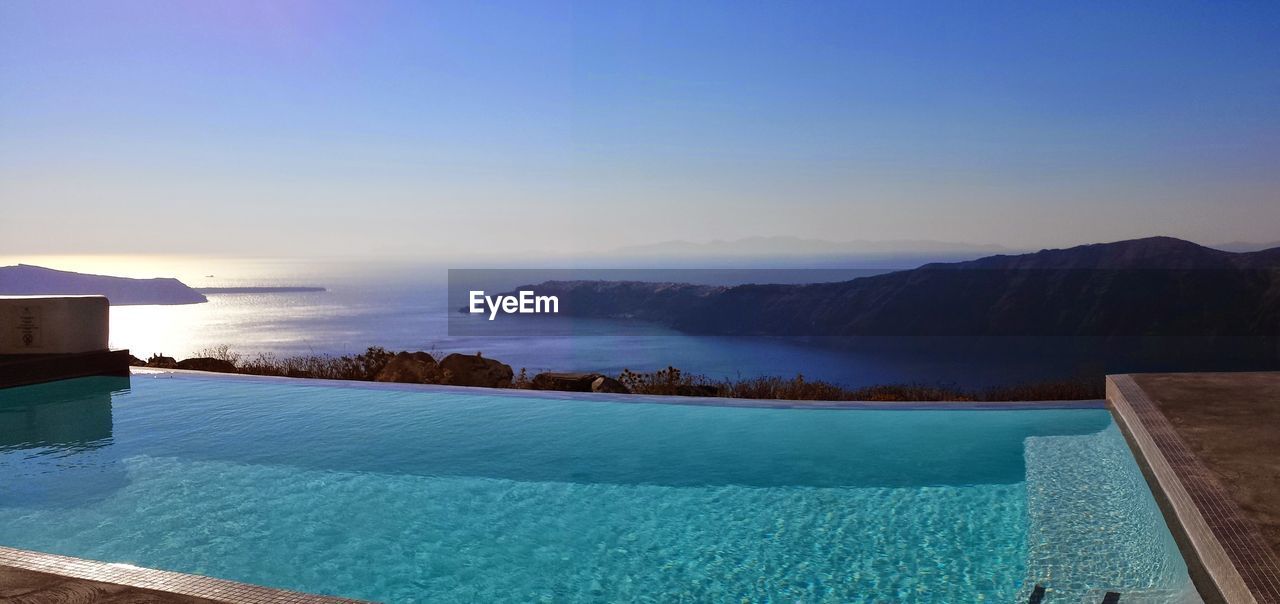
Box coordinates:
[0,545,370,604]
[1108,374,1280,604]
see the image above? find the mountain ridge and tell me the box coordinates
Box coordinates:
[511,237,1280,337]
[609,236,1014,258]
[0,264,207,305]
[936,236,1280,270]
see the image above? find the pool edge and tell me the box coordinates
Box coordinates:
[128,367,1107,410]
[1107,374,1268,604]
[0,545,371,604]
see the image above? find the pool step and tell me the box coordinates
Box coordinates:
[1028,583,1197,604]
[1027,585,1189,604]
[1086,588,1197,604]
[1019,425,1201,603]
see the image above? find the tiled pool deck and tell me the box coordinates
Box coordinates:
[1109,372,1280,604]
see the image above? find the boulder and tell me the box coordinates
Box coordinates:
[531,372,601,392]
[176,357,237,373]
[591,376,630,394]
[439,353,513,388]
[374,351,441,384]
[145,355,178,369]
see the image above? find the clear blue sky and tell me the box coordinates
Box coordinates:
[2,1,1277,258]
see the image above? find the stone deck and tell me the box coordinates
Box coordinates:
[0,546,367,604]
[1109,372,1280,604]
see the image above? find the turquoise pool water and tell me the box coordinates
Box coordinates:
[0,374,1199,602]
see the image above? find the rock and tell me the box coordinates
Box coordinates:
[530,372,601,392]
[128,355,147,367]
[591,376,630,394]
[176,357,237,373]
[524,371,632,394]
[374,351,441,384]
[145,355,177,369]
[439,353,514,388]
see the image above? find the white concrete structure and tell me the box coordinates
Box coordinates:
[0,296,109,355]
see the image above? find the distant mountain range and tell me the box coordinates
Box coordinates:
[0,264,207,305]
[0,265,329,305]
[510,237,1280,337]
[1211,240,1280,253]
[600,236,1014,267]
[609,236,1012,258]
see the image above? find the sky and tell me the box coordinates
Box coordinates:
[2,0,1278,260]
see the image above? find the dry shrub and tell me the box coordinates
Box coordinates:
[234,346,395,380]
[184,346,1103,401]
[618,366,1102,402]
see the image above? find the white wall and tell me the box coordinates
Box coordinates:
[0,296,110,354]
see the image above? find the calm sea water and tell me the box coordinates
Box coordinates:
[6,255,1257,388]
[111,283,1090,388]
[0,375,1198,602]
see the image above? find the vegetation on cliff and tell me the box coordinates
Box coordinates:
[135,345,1103,402]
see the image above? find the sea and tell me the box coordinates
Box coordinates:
[13,255,1279,389]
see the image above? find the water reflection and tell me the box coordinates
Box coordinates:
[0,376,129,506]
[0,376,125,451]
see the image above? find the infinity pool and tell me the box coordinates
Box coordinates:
[0,373,1198,602]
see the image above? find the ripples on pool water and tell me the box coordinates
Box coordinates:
[0,374,1200,603]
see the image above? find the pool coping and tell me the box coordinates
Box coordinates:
[0,545,370,603]
[1107,374,1280,604]
[127,367,1107,410]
